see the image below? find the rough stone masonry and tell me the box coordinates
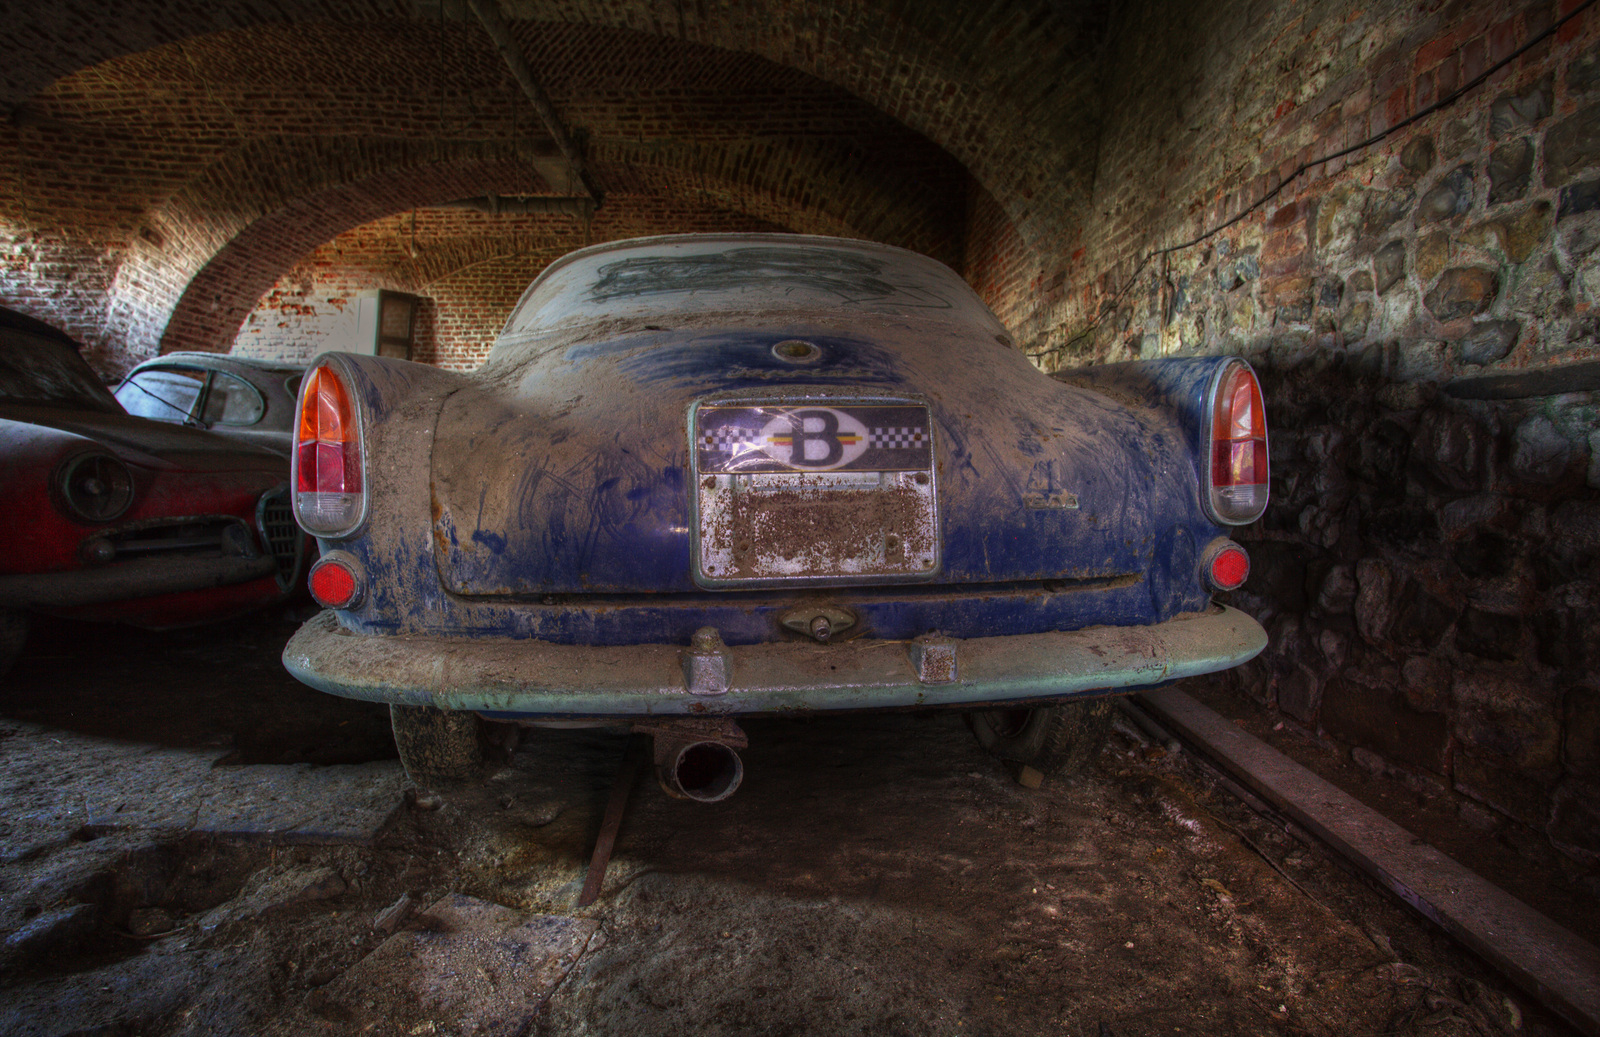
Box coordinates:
[1038,0,1600,867]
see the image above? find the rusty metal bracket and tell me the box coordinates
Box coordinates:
[630,717,748,752]
[680,626,731,695]
[908,634,958,684]
[578,736,644,908]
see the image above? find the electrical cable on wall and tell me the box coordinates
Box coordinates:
[1031,0,1600,362]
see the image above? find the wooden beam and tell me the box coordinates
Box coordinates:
[1135,688,1600,1037]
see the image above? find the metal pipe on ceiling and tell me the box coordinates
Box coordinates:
[440,194,594,217]
[464,0,603,208]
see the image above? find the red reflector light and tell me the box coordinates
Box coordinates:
[294,365,365,536]
[309,557,361,609]
[1206,361,1269,525]
[1210,545,1250,590]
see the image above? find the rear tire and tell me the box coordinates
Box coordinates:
[390,704,486,786]
[966,699,1114,777]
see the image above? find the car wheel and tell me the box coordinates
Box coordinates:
[390,704,486,786]
[0,609,27,679]
[965,699,1114,777]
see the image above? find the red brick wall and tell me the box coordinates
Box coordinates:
[232,200,789,369]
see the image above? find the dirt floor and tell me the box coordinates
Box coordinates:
[0,613,1591,1037]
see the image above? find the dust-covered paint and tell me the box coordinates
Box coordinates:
[286,234,1268,715]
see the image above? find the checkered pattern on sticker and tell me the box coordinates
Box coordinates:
[869,427,927,449]
[702,427,762,451]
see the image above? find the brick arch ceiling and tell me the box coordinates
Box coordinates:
[5,18,990,361]
[156,133,954,355]
[3,0,1110,250]
[112,138,538,357]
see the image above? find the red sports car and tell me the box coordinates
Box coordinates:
[0,309,305,674]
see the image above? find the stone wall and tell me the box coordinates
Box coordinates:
[1038,0,1600,864]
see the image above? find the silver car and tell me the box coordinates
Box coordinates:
[115,352,305,457]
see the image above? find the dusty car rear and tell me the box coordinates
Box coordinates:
[282,234,1269,798]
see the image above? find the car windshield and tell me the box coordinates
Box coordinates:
[0,332,122,412]
[117,368,205,423]
[499,236,1006,343]
[117,367,269,428]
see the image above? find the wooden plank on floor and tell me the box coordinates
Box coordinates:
[1136,688,1600,1037]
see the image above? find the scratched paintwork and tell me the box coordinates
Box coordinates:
[290,235,1267,715]
[423,317,1223,605]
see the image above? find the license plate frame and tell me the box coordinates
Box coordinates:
[689,397,940,588]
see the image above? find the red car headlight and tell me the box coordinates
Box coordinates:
[57,452,134,523]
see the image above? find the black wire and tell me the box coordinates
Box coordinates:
[1028,0,1600,360]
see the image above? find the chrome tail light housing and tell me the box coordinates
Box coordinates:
[1203,359,1269,525]
[292,363,367,537]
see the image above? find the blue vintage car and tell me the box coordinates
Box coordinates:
[282,234,1268,800]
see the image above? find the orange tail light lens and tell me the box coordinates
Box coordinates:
[1206,360,1269,525]
[294,365,365,535]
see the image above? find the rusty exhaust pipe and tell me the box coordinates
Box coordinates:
[657,739,743,802]
[633,718,748,803]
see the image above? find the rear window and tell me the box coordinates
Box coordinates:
[0,331,121,412]
[116,367,267,428]
[499,236,1005,344]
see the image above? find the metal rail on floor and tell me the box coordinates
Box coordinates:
[1129,689,1600,1037]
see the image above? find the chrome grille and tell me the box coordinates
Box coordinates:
[256,484,302,590]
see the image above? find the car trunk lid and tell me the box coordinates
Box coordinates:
[427,320,1205,599]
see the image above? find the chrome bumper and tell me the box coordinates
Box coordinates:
[283,605,1267,718]
[0,554,278,609]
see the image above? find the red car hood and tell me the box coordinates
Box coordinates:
[0,404,285,474]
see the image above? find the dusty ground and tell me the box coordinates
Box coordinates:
[0,613,1588,1037]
